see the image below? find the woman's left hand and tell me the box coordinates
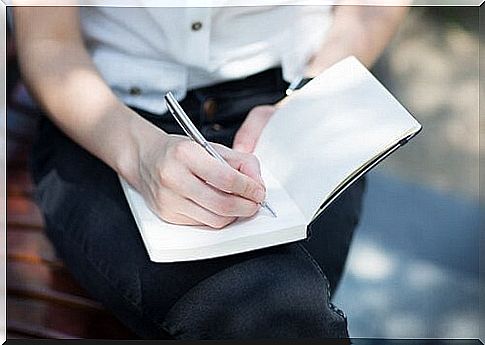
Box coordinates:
[232,105,276,153]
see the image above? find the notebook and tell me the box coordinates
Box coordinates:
[119,56,422,262]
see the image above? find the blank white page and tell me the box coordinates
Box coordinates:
[254,56,422,222]
[119,166,306,262]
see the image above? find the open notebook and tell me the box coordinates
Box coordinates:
[119,56,422,262]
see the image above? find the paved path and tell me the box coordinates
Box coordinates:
[332,8,481,338]
[333,171,480,338]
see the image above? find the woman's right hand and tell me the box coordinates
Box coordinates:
[132,132,267,229]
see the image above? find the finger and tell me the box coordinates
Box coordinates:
[157,161,255,217]
[161,212,202,226]
[147,184,203,226]
[180,174,260,217]
[233,106,275,153]
[232,128,256,154]
[187,148,266,203]
[175,195,237,229]
[213,144,265,187]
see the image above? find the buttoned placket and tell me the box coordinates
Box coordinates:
[183,8,212,69]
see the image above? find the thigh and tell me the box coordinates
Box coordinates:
[161,243,348,340]
[32,117,173,337]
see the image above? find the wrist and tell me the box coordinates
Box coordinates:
[304,22,363,77]
[114,109,169,188]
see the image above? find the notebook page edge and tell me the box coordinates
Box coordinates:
[310,124,422,222]
[118,176,158,261]
[254,56,422,223]
[148,223,307,262]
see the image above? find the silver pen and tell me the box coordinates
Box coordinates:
[285,75,304,96]
[286,74,314,96]
[164,92,277,218]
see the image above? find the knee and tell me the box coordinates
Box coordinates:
[161,246,349,339]
[231,280,348,339]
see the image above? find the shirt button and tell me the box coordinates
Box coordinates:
[203,98,217,120]
[212,123,223,132]
[191,21,202,31]
[129,86,142,96]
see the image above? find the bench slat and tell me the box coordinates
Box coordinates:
[8,297,136,339]
[8,320,79,339]
[7,194,44,228]
[7,167,34,197]
[7,229,59,265]
[7,261,99,307]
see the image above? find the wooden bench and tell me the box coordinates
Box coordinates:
[7,100,137,339]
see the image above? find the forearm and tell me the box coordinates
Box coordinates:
[305,5,409,76]
[14,8,167,185]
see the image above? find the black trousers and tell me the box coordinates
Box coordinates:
[31,67,366,340]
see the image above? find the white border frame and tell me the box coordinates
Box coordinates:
[0,1,483,343]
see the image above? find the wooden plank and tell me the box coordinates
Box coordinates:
[7,194,44,229]
[6,141,31,169]
[7,297,137,339]
[7,167,34,197]
[7,234,138,338]
[8,320,79,339]
[7,261,90,299]
[8,261,101,309]
[7,229,60,266]
[7,330,39,339]
[8,284,104,311]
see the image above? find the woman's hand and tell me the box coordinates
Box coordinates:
[233,105,277,153]
[134,132,266,229]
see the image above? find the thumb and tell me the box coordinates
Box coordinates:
[232,126,257,154]
[233,105,275,153]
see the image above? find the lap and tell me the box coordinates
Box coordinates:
[31,84,364,338]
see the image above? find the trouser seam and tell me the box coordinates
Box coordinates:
[296,242,332,298]
[296,242,348,327]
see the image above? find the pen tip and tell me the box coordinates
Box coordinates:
[262,202,277,218]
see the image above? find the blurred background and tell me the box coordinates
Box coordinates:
[3,5,482,340]
[332,7,481,339]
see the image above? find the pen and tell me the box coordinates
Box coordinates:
[164,92,277,218]
[285,75,313,96]
[286,75,304,96]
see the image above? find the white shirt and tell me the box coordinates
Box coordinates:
[80,5,333,114]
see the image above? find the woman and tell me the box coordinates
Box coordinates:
[14,4,407,339]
